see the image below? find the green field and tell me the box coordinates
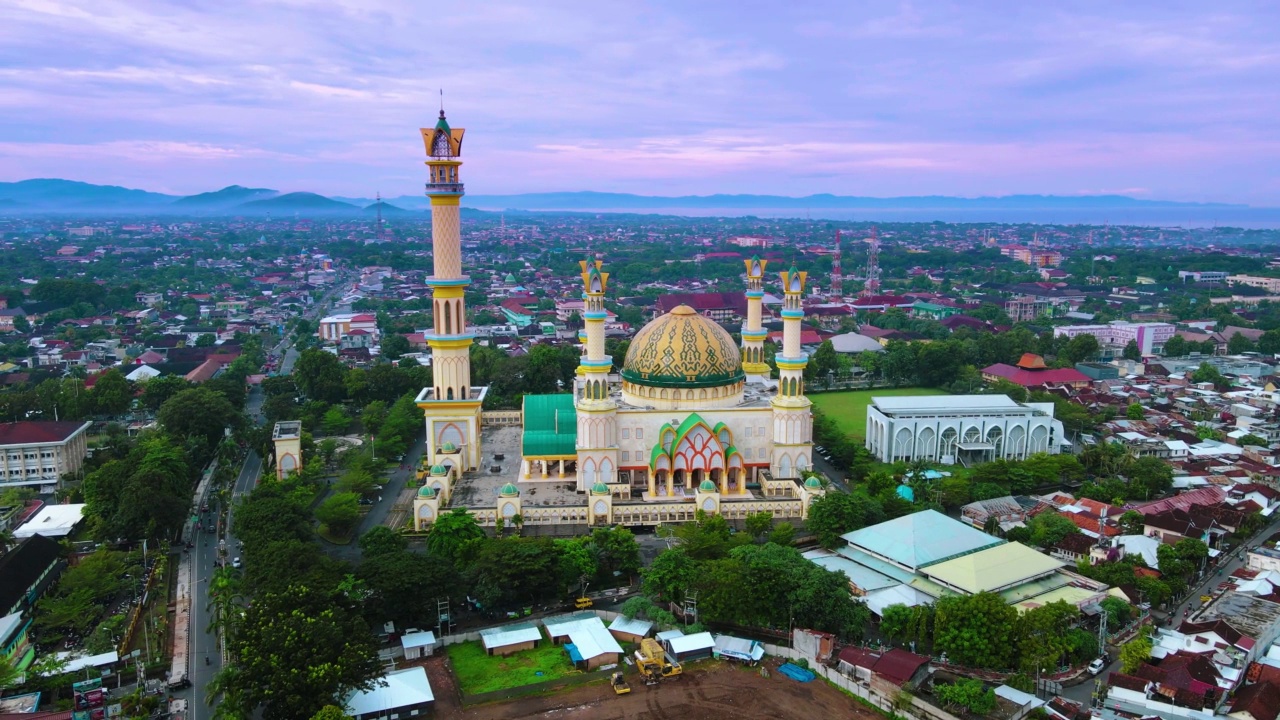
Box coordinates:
[446,638,580,694]
[811,388,948,439]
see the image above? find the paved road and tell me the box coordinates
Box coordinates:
[1058,519,1275,708]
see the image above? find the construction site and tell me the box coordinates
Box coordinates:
[422,655,884,720]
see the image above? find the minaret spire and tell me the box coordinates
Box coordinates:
[741,256,770,383]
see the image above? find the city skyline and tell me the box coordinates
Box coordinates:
[3,1,1278,205]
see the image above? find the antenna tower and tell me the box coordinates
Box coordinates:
[831,230,843,296]
[375,191,384,240]
[861,227,881,298]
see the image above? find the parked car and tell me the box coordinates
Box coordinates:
[232,557,242,569]
[1088,657,1107,675]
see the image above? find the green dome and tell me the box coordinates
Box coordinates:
[418,485,436,498]
[804,476,822,489]
[430,464,448,476]
[699,479,717,492]
[591,481,610,495]
[621,305,745,389]
[505,273,517,283]
[441,441,458,453]
[499,482,520,497]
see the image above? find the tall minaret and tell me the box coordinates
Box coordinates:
[830,230,843,297]
[415,109,485,473]
[741,256,770,384]
[771,265,814,479]
[575,260,619,492]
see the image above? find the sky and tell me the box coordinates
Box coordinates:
[2,1,1279,204]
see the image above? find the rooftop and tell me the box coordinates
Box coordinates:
[841,509,1004,571]
[922,542,1064,594]
[272,420,302,440]
[870,394,1037,416]
[0,421,90,446]
[344,667,434,716]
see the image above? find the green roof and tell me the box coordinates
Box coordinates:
[430,464,448,476]
[418,485,436,498]
[435,111,451,132]
[698,479,717,492]
[521,394,578,457]
[922,542,1064,595]
[804,476,822,489]
[591,481,610,495]
[840,509,1003,571]
[499,482,519,497]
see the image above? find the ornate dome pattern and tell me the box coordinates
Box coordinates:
[622,305,744,388]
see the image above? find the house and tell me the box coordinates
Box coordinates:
[1228,680,1280,720]
[837,646,880,683]
[343,666,434,720]
[399,629,436,660]
[981,353,1090,389]
[665,631,715,663]
[478,621,541,657]
[541,612,624,670]
[607,615,653,644]
[871,648,930,694]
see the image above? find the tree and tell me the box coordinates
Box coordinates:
[358,548,459,628]
[91,368,133,415]
[1259,328,1280,355]
[316,493,360,536]
[642,549,698,603]
[1227,331,1256,354]
[1118,510,1146,536]
[934,679,997,715]
[1126,456,1173,500]
[768,522,796,546]
[425,509,486,562]
[220,584,380,720]
[309,707,352,720]
[380,334,411,360]
[1191,362,1226,387]
[672,510,746,560]
[812,340,839,383]
[321,407,351,436]
[362,401,388,438]
[934,592,1019,669]
[1238,433,1268,448]
[1016,601,1079,673]
[590,526,642,580]
[1119,634,1152,674]
[1162,334,1189,357]
[294,349,348,403]
[744,511,774,542]
[1100,596,1131,627]
[1064,333,1100,364]
[1122,340,1142,361]
[1027,512,1081,548]
[805,491,883,549]
[1126,402,1145,420]
[467,536,562,608]
[358,526,407,558]
[157,387,240,450]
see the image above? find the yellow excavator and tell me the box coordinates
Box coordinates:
[635,638,682,684]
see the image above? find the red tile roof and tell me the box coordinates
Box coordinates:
[1230,681,1280,720]
[871,648,929,685]
[982,363,1090,387]
[0,421,87,445]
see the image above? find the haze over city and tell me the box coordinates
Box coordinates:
[3,1,1279,205]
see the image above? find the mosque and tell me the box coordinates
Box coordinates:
[410,111,822,530]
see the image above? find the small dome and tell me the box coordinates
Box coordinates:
[804,476,822,489]
[441,441,458,453]
[591,481,610,495]
[505,273,517,283]
[698,479,718,493]
[430,464,448,476]
[418,485,436,498]
[499,482,520,497]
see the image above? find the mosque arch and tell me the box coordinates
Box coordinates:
[916,427,937,460]
[1030,425,1049,454]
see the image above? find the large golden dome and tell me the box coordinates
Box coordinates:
[622,305,745,388]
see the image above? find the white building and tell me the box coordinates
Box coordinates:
[0,421,92,490]
[1052,321,1176,356]
[864,395,1068,464]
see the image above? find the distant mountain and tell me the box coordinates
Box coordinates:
[0,178,176,211]
[173,185,278,209]
[234,192,359,214]
[462,191,1246,211]
[362,201,413,215]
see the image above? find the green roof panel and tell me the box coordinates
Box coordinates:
[522,394,578,457]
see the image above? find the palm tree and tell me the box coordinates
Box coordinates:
[0,529,16,555]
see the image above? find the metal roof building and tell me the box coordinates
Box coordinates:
[344,666,434,720]
[839,510,1004,572]
[921,542,1064,595]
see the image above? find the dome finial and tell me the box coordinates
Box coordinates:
[439,88,445,118]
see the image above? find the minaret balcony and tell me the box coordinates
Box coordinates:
[425,182,466,195]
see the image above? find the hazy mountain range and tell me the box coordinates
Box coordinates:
[0,179,1254,220]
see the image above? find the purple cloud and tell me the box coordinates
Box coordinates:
[1,1,1277,203]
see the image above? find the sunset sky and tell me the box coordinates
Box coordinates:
[2,1,1278,203]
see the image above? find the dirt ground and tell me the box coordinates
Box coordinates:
[422,656,882,720]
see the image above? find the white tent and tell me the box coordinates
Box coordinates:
[15,504,86,538]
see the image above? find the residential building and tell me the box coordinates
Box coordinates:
[1229,275,1280,293]
[982,353,1091,389]
[1179,270,1229,285]
[0,421,91,489]
[1004,296,1049,323]
[1054,321,1177,357]
[317,313,378,342]
[864,394,1069,464]
[654,292,747,322]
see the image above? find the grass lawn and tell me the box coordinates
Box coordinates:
[811,387,948,440]
[447,639,580,694]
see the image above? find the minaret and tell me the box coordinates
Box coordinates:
[414,109,485,473]
[741,256,770,383]
[575,260,619,492]
[771,266,814,479]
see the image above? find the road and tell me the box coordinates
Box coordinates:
[179,280,342,719]
[1058,517,1277,708]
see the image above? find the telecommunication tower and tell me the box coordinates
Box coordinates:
[830,230,843,296]
[375,191,385,241]
[861,227,881,298]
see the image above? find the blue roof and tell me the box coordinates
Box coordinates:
[839,509,1003,571]
[565,643,583,662]
[896,484,915,502]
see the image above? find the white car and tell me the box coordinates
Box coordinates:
[1088,657,1107,675]
[232,557,242,569]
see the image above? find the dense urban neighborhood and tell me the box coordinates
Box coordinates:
[8,141,1280,720]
